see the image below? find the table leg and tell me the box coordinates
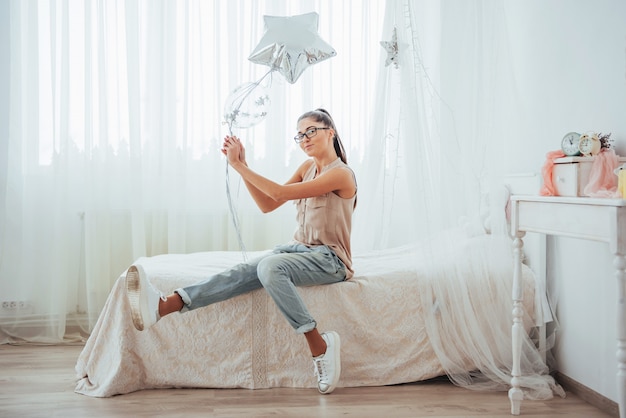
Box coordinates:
[509,232,525,415]
[616,253,626,418]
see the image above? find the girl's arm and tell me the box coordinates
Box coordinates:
[221,136,302,213]
[222,137,355,213]
[242,167,303,213]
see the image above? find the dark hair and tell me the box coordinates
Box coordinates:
[297,108,347,164]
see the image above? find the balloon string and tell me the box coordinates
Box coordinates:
[223,69,274,262]
[225,157,248,262]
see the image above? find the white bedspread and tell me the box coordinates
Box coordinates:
[75,236,536,397]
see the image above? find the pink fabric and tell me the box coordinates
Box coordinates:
[583,148,620,198]
[539,150,566,196]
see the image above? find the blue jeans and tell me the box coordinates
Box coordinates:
[175,243,346,333]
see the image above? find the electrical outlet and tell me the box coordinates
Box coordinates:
[0,300,33,314]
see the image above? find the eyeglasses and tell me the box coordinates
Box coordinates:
[293,127,330,144]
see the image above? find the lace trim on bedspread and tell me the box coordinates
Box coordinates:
[251,289,268,388]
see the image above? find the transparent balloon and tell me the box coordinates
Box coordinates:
[248,12,336,84]
[223,82,271,129]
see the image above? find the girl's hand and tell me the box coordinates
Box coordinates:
[221,136,246,166]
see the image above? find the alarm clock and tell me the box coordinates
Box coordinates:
[560,132,581,156]
[578,132,602,156]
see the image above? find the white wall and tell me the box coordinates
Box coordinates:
[439,0,625,403]
[504,0,626,159]
[548,237,618,401]
[497,1,625,403]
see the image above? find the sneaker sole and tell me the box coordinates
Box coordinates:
[125,265,146,331]
[320,331,341,394]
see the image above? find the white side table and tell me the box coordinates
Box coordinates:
[509,195,626,417]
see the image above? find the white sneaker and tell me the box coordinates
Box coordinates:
[125,264,164,331]
[313,331,341,394]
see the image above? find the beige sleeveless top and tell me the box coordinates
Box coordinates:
[293,158,356,279]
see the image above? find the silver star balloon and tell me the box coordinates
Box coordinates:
[248,12,336,84]
[380,27,399,69]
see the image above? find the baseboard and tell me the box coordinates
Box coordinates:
[553,371,619,418]
[0,313,90,343]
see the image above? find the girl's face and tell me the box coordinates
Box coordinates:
[296,117,334,156]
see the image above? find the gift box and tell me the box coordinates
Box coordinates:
[552,156,626,197]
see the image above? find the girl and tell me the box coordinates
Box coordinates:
[126,108,357,394]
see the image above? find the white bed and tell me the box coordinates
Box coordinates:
[74,232,547,398]
[75,176,563,400]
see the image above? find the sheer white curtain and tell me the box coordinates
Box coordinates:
[353,0,446,250]
[355,0,529,250]
[0,0,384,343]
[354,0,514,250]
[360,0,562,400]
[2,0,563,401]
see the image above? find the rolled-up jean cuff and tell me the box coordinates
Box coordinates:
[295,321,317,334]
[175,288,192,313]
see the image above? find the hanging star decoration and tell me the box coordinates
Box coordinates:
[248,12,336,84]
[380,27,399,69]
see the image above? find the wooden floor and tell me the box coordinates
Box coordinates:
[0,344,614,418]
